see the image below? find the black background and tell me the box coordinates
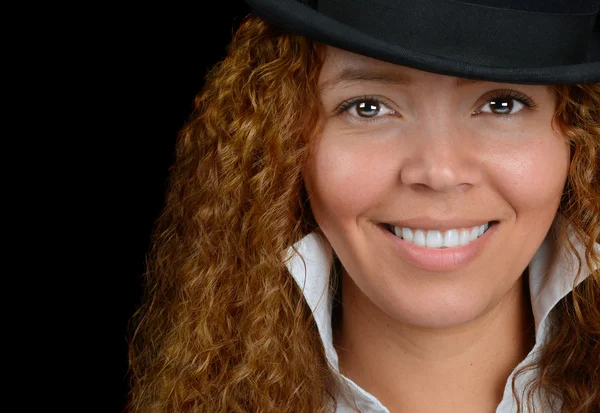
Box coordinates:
[109,2,252,411]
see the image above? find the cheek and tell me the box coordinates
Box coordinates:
[304,134,392,227]
[489,135,569,213]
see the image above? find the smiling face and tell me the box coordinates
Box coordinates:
[302,46,570,328]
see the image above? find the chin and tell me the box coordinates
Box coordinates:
[377,286,497,329]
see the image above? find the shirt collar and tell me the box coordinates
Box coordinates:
[284,220,598,409]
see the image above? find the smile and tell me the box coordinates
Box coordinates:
[379,221,499,271]
[384,222,494,249]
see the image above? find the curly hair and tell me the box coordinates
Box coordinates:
[510,83,600,412]
[127,15,600,413]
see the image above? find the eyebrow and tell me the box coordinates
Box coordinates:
[319,66,486,91]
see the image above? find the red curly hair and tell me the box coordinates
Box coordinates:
[127,15,600,413]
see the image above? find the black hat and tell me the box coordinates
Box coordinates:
[245,0,600,84]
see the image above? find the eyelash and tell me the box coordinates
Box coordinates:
[334,90,538,121]
[335,95,395,120]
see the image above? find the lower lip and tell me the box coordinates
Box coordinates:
[378,222,498,272]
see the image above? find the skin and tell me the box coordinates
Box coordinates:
[303,46,570,412]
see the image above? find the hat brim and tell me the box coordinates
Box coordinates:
[246,0,600,84]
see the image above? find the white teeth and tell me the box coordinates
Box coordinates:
[443,229,459,248]
[459,229,471,246]
[391,222,492,249]
[426,230,443,248]
[480,222,489,235]
[413,230,426,247]
[402,227,413,242]
[469,227,479,242]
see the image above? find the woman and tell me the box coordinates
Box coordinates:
[128,1,600,412]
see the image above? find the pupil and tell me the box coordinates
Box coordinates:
[490,98,512,114]
[357,101,379,117]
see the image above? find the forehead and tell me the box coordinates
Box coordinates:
[319,46,555,96]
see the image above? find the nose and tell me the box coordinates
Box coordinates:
[399,122,482,192]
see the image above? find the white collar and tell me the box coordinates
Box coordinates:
[285,221,598,412]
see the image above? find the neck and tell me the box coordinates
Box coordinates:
[333,268,535,413]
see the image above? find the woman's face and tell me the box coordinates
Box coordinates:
[303,46,570,328]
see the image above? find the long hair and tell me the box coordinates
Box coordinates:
[127,15,600,413]
[510,83,600,412]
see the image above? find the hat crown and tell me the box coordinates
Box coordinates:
[457,0,598,14]
[291,0,598,68]
[247,0,600,83]
[298,0,600,14]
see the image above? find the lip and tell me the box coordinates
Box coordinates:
[377,221,499,272]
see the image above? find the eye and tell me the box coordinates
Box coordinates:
[475,90,537,117]
[336,96,396,120]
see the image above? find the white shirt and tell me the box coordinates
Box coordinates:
[285,223,598,412]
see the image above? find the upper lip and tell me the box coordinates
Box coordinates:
[382,218,496,231]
